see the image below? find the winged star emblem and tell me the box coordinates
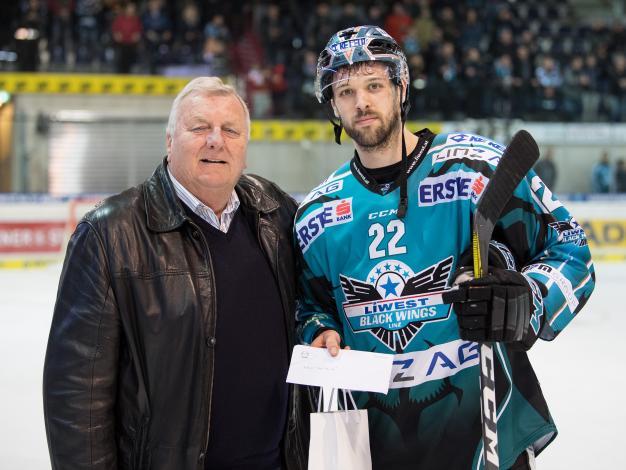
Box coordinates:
[340,257,453,352]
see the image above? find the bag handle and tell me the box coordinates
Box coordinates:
[317,387,337,412]
[341,389,358,411]
[316,387,358,412]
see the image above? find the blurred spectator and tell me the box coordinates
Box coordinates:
[410,4,436,53]
[336,3,365,32]
[581,54,602,120]
[292,49,319,118]
[260,4,292,66]
[14,2,43,71]
[305,2,337,52]
[605,52,626,122]
[461,47,485,118]
[562,55,586,120]
[490,27,516,59]
[536,55,563,88]
[75,0,102,66]
[492,54,514,117]
[111,2,142,73]
[615,159,626,193]
[490,5,517,46]
[204,13,229,42]
[431,41,460,120]
[535,55,564,119]
[608,22,626,56]
[246,63,271,118]
[459,8,484,52]
[270,63,289,117]
[174,3,202,64]
[534,148,558,188]
[384,2,412,44]
[436,6,459,43]
[591,152,612,193]
[48,0,75,67]
[407,52,428,118]
[512,44,536,117]
[141,0,172,73]
[366,4,385,29]
[201,34,229,77]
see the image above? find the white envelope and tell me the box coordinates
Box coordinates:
[286,345,394,394]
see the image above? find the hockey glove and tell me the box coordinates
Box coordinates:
[444,268,543,350]
[443,242,544,350]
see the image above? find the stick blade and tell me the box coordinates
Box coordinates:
[476,129,540,226]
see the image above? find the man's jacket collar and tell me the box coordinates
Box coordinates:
[143,158,279,232]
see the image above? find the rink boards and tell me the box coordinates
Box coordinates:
[0,194,625,267]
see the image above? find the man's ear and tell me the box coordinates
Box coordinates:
[166,132,172,159]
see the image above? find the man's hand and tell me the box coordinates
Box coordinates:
[443,268,541,348]
[310,330,350,357]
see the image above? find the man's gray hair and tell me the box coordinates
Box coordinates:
[166,77,251,137]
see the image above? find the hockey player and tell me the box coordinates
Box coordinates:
[295,25,594,469]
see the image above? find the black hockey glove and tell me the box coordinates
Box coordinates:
[443,242,544,350]
[444,269,534,343]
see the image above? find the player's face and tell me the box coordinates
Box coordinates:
[167,93,248,201]
[331,62,402,150]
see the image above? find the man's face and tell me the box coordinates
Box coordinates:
[331,62,402,151]
[167,93,248,201]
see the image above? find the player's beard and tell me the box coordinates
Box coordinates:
[342,107,401,152]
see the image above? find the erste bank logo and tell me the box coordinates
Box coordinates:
[296,198,353,252]
[418,171,488,207]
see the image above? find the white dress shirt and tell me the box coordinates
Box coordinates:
[168,168,240,233]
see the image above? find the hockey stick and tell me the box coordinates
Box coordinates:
[473,130,539,470]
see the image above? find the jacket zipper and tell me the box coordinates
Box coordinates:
[188,219,217,468]
[258,212,302,469]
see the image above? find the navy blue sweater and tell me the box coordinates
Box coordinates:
[185,207,288,470]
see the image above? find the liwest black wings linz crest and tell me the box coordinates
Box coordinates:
[340,256,454,353]
[548,218,588,247]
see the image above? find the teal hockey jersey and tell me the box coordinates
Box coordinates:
[295,129,595,469]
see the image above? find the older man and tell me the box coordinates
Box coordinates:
[43,77,306,470]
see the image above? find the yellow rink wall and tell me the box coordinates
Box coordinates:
[0,73,441,143]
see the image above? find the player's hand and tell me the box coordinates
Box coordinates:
[310,330,350,357]
[443,268,541,347]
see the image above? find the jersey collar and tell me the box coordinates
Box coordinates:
[350,128,435,195]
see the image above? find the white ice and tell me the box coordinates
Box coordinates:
[0,262,624,469]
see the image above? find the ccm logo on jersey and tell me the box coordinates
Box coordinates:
[296,198,353,252]
[418,171,488,207]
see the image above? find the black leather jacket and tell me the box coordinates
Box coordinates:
[43,161,307,470]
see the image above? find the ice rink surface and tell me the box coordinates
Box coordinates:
[0,262,624,469]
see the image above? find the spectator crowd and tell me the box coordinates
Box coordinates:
[3,0,626,121]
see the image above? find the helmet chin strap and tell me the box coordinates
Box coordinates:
[333,121,343,145]
[397,88,408,219]
[326,104,343,145]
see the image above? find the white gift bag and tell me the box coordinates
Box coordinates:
[308,388,372,470]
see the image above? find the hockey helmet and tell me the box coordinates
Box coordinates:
[314,25,409,106]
